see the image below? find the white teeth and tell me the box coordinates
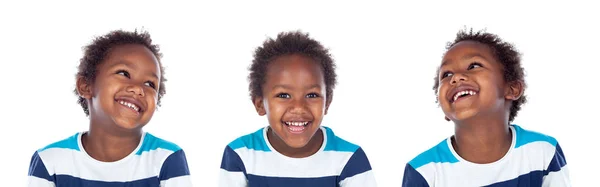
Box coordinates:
[453,90,477,102]
[285,121,309,126]
[118,100,140,112]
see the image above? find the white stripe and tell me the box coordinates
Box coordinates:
[160,175,192,187]
[416,141,557,186]
[27,176,55,187]
[339,170,377,187]
[234,147,354,178]
[542,165,571,187]
[218,169,247,187]
[38,147,175,182]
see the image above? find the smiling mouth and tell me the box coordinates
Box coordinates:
[284,121,310,134]
[451,90,477,103]
[116,100,142,113]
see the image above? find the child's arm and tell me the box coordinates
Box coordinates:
[27,152,55,187]
[218,146,248,187]
[159,149,192,187]
[402,164,429,187]
[542,143,571,187]
[338,148,377,187]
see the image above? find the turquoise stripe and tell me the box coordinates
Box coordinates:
[135,133,181,155]
[322,126,359,152]
[228,128,271,151]
[513,124,557,148]
[39,133,80,152]
[408,139,459,169]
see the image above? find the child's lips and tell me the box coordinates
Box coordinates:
[452,90,477,103]
[115,96,146,114]
[447,85,479,103]
[283,121,311,134]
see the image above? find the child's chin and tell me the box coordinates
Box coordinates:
[283,139,311,149]
[113,119,146,130]
[449,110,480,122]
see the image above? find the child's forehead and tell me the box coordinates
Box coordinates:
[268,54,321,71]
[106,44,156,59]
[265,54,325,82]
[100,45,160,72]
[442,41,495,64]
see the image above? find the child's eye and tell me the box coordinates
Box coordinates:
[468,62,483,70]
[277,93,291,99]
[306,93,320,98]
[441,71,453,79]
[145,81,157,89]
[116,70,130,78]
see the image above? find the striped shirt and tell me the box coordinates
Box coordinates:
[28,132,192,187]
[402,125,570,187]
[219,126,376,187]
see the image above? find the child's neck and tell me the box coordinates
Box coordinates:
[268,128,324,158]
[82,123,143,162]
[452,117,512,164]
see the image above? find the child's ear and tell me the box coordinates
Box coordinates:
[76,76,92,99]
[252,96,266,116]
[324,94,333,115]
[505,80,524,101]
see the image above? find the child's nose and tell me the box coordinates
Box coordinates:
[289,98,308,114]
[450,73,468,85]
[126,84,145,96]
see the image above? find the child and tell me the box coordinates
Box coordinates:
[27,30,192,187]
[402,29,571,186]
[218,31,377,187]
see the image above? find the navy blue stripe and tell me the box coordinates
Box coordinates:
[54,174,159,187]
[159,149,190,181]
[220,146,247,175]
[545,143,567,175]
[484,170,543,187]
[28,151,54,182]
[402,164,429,187]
[247,174,337,187]
[338,147,372,182]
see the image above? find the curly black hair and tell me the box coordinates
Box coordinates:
[249,31,337,102]
[75,29,166,116]
[434,28,526,122]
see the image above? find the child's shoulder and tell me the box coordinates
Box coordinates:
[136,132,184,155]
[226,127,270,151]
[225,126,364,154]
[512,124,559,148]
[37,132,81,153]
[407,138,458,170]
[321,126,362,153]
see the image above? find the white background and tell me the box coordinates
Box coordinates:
[1,0,598,186]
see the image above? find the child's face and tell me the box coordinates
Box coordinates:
[82,44,161,130]
[254,54,329,148]
[437,41,508,122]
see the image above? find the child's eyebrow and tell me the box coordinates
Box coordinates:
[272,84,321,90]
[114,60,159,80]
[461,53,489,62]
[305,84,321,89]
[147,72,159,80]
